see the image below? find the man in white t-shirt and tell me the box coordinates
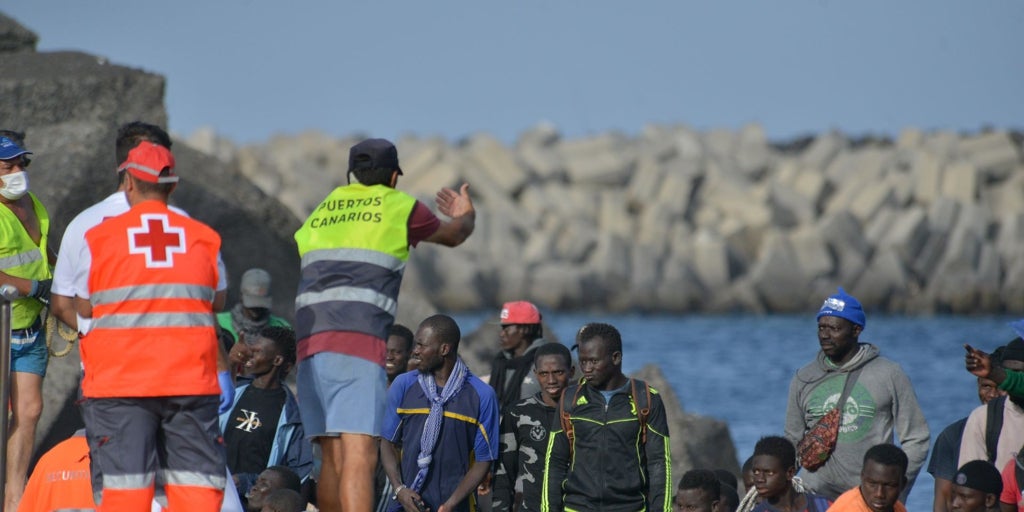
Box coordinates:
[958,337,1024,471]
[48,122,236,509]
[50,122,227,333]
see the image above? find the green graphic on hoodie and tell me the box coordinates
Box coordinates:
[807,376,877,443]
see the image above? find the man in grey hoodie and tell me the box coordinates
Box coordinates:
[784,287,930,502]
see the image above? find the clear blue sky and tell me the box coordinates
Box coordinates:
[5,1,1023,145]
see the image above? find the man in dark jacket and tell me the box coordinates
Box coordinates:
[541,323,671,512]
[220,326,313,502]
[490,301,546,411]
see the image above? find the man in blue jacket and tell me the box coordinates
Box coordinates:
[221,326,313,502]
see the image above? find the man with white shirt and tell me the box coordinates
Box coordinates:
[958,337,1024,472]
[51,122,227,334]
[48,122,235,509]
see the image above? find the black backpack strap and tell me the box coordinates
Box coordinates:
[985,395,1006,463]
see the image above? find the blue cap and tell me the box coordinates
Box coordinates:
[816,287,866,328]
[0,137,31,160]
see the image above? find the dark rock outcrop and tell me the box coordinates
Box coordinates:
[1,13,302,462]
[0,13,36,53]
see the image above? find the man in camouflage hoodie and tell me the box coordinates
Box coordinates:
[493,343,575,512]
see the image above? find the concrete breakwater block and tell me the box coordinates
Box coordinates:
[465,133,532,195]
[958,131,1020,179]
[877,206,929,264]
[559,133,636,186]
[748,233,809,312]
[940,160,980,204]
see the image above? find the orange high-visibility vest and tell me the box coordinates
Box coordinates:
[82,200,221,398]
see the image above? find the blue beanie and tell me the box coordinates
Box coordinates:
[816,287,866,328]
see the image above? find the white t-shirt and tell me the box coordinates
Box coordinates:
[958,396,1024,471]
[53,192,228,333]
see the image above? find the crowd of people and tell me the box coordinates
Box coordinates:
[2,125,1024,512]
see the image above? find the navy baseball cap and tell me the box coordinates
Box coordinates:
[0,137,31,160]
[349,138,403,175]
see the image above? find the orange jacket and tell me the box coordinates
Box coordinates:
[82,200,221,398]
[18,434,96,512]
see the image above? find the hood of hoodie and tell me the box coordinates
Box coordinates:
[796,342,881,384]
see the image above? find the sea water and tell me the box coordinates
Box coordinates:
[455,311,1020,511]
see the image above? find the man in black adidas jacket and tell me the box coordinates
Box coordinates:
[541,323,672,512]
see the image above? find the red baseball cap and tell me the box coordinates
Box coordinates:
[499,301,541,325]
[118,141,178,184]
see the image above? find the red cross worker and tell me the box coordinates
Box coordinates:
[75,141,227,512]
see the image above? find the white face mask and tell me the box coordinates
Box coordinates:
[0,170,28,200]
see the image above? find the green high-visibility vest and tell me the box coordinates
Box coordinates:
[0,193,51,329]
[294,184,416,342]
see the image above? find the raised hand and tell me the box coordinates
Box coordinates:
[964,344,990,377]
[436,183,473,219]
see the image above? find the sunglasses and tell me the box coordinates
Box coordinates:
[0,156,31,171]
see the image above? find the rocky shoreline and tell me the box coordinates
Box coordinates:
[189,124,1024,316]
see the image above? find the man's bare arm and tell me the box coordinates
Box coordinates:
[439,459,491,512]
[0,271,36,296]
[49,293,78,331]
[382,438,426,512]
[73,296,92,320]
[424,184,475,247]
[213,290,226,313]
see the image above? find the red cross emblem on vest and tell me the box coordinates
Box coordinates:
[127,213,186,268]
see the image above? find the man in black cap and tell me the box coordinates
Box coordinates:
[949,460,1002,512]
[292,138,476,512]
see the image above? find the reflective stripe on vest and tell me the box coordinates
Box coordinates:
[301,247,406,272]
[91,312,215,330]
[0,248,42,270]
[91,283,216,307]
[0,192,51,328]
[295,285,398,316]
[294,184,415,341]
